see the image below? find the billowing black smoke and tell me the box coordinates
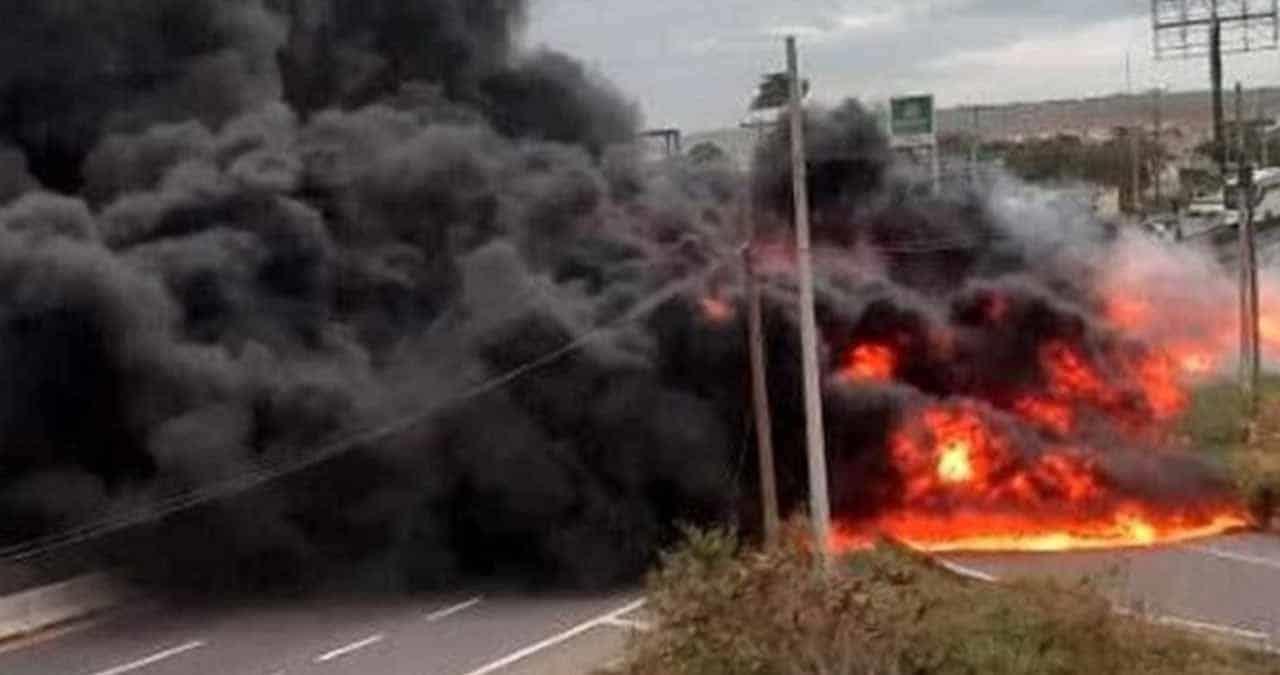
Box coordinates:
[0,0,729,591]
[0,0,637,194]
[0,1,1225,593]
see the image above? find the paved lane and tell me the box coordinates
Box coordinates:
[943,532,1280,650]
[0,590,645,675]
[11,533,1280,673]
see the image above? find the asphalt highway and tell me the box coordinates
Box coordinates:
[942,532,1280,651]
[7,533,1280,673]
[0,588,647,675]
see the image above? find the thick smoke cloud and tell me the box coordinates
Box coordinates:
[0,0,709,590]
[0,1,1234,591]
[0,0,285,192]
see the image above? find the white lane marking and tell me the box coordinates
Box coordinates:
[1183,544,1280,571]
[936,559,999,582]
[459,599,646,675]
[89,640,206,675]
[427,596,484,622]
[1114,607,1277,650]
[942,556,1279,651]
[313,634,385,663]
[601,617,652,632]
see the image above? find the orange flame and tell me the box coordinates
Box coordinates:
[824,250,1258,556]
[838,343,898,382]
[836,403,1249,553]
[1042,342,1110,403]
[936,440,975,484]
[1013,395,1074,436]
[699,296,734,323]
[1130,351,1188,421]
[1105,296,1154,332]
[834,510,1250,553]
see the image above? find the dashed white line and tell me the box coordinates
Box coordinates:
[936,558,999,582]
[313,634,385,663]
[1183,544,1280,571]
[459,599,647,675]
[427,596,484,622]
[89,640,206,675]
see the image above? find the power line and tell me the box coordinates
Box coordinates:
[0,263,725,565]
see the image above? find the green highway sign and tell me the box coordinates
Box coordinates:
[890,95,935,137]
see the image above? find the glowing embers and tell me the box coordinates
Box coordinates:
[699,296,735,323]
[838,343,898,382]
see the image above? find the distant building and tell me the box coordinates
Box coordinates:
[684,126,765,171]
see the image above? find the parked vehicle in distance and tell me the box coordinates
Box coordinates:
[1226,166,1280,225]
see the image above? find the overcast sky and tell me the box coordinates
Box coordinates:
[526,0,1280,132]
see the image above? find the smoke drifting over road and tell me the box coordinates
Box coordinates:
[0,1,1242,590]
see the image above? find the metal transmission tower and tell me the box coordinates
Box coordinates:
[1152,0,1279,177]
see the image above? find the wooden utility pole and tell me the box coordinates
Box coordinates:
[742,119,780,546]
[1237,81,1262,421]
[786,36,831,565]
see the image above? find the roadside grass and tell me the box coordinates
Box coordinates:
[1182,375,1280,522]
[613,528,1280,675]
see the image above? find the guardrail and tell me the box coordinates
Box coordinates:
[0,573,134,642]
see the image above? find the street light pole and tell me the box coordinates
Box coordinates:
[786,36,831,567]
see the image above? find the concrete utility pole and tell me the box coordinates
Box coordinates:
[740,117,780,546]
[1153,87,1163,208]
[1128,53,1141,214]
[1237,82,1262,423]
[1262,97,1272,168]
[930,143,942,195]
[745,233,780,545]
[786,36,831,566]
[970,106,982,186]
[1258,90,1269,167]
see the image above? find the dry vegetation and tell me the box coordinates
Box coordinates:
[607,382,1280,675]
[1182,376,1280,524]
[612,528,1280,675]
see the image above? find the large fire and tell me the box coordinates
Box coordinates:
[834,402,1249,552]
[829,271,1260,553]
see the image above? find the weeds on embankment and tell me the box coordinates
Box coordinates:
[1183,376,1280,526]
[612,527,1280,675]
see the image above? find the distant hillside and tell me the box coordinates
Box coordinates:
[683,87,1280,170]
[937,87,1280,150]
